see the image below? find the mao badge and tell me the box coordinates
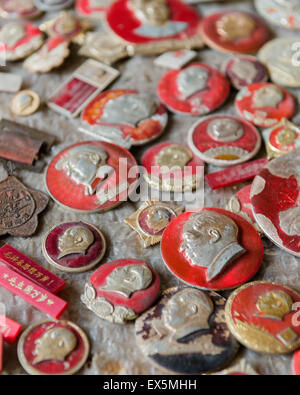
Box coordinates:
[255,0,300,30]
[135,287,239,374]
[18,320,89,375]
[0,0,42,19]
[43,222,106,273]
[76,0,114,18]
[161,208,263,290]
[124,199,184,248]
[225,281,300,354]
[0,176,49,238]
[81,259,160,324]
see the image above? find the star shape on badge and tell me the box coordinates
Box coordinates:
[124,199,184,248]
[0,176,49,237]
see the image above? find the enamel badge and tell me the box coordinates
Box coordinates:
[255,0,300,30]
[76,0,114,18]
[0,0,42,19]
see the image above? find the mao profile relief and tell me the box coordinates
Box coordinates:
[135,287,239,374]
[58,226,95,259]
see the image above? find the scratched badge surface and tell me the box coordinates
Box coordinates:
[255,0,300,30]
[76,0,114,18]
[0,21,44,61]
[0,176,49,237]
[135,286,239,374]
[157,62,230,116]
[161,208,263,291]
[17,320,89,375]
[45,141,139,213]
[43,221,106,273]
[124,199,184,248]
[106,0,203,54]
[235,82,295,128]
[225,56,269,90]
[142,142,204,192]
[80,89,168,149]
[188,114,261,167]
[0,0,42,19]
[81,259,160,324]
[225,281,300,354]
[200,10,271,54]
[251,149,300,257]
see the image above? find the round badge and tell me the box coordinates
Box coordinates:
[258,38,300,88]
[199,11,271,54]
[11,90,40,116]
[235,82,295,128]
[227,185,263,236]
[0,0,42,19]
[161,208,263,291]
[292,350,300,375]
[225,281,300,354]
[135,287,239,374]
[225,56,269,90]
[34,0,74,11]
[45,141,139,213]
[157,63,230,116]
[81,90,168,149]
[141,142,204,192]
[43,221,106,273]
[76,0,113,18]
[251,149,300,257]
[106,0,202,45]
[188,115,261,167]
[0,22,44,61]
[81,259,160,324]
[255,0,300,30]
[18,320,90,375]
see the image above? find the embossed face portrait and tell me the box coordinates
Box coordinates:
[216,13,256,41]
[207,119,244,142]
[130,0,170,26]
[55,145,110,196]
[156,144,193,171]
[180,211,245,281]
[177,67,209,100]
[254,86,283,108]
[58,226,95,259]
[0,22,25,47]
[100,264,153,298]
[146,207,171,232]
[33,327,77,365]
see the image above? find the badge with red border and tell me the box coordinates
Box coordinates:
[188,114,261,167]
[251,148,300,257]
[157,63,230,116]
[293,350,300,375]
[17,320,90,375]
[200,11,271,54]
[76,0,113,18]
[45,141,139,213]
[0,0,42,19]
[235,82,295,128]
[225,281,300,354]
[161,208,263,290]
[81,259,160,324]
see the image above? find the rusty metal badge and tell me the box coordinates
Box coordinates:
[0,0,42,19]
[0,176,49,237]
[135,287,239,374]
[124,199,184,248]
[262,119,300,160]
[11,90,40,117]
[34,0,74,11]
[225,281,300,354]
[81,259,160,324]
[251,148,300,257]
[255,0,300,30]
[17,320,89,375]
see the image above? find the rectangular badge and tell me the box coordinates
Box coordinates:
[48,59,120,118]
[0,314,22,344]
[0,245,66,294]
[0,265,68,320]
[205,158,269,190]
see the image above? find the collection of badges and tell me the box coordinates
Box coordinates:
[0,0,299,376]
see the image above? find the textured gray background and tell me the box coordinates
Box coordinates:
[0,0,299,375]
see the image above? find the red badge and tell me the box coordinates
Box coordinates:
[161,208,263,291]
[81,89,168,149]
[17,320,89,375]
[106,0,201,45]
[0,244,66,294]
[45,141,139,213]
[200,11,271,54]
[76,0,113,18]
[141,142,204,192]
[235,82,295,128]
[81,259,160,324]
[188,115,261,167]
[0,314,22,344]
[0,334,2,373]
[157,63,230,115]
[251,149,300,257]
[293,350,300,375]
[205,158,268,190]
[43,222,106,273]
